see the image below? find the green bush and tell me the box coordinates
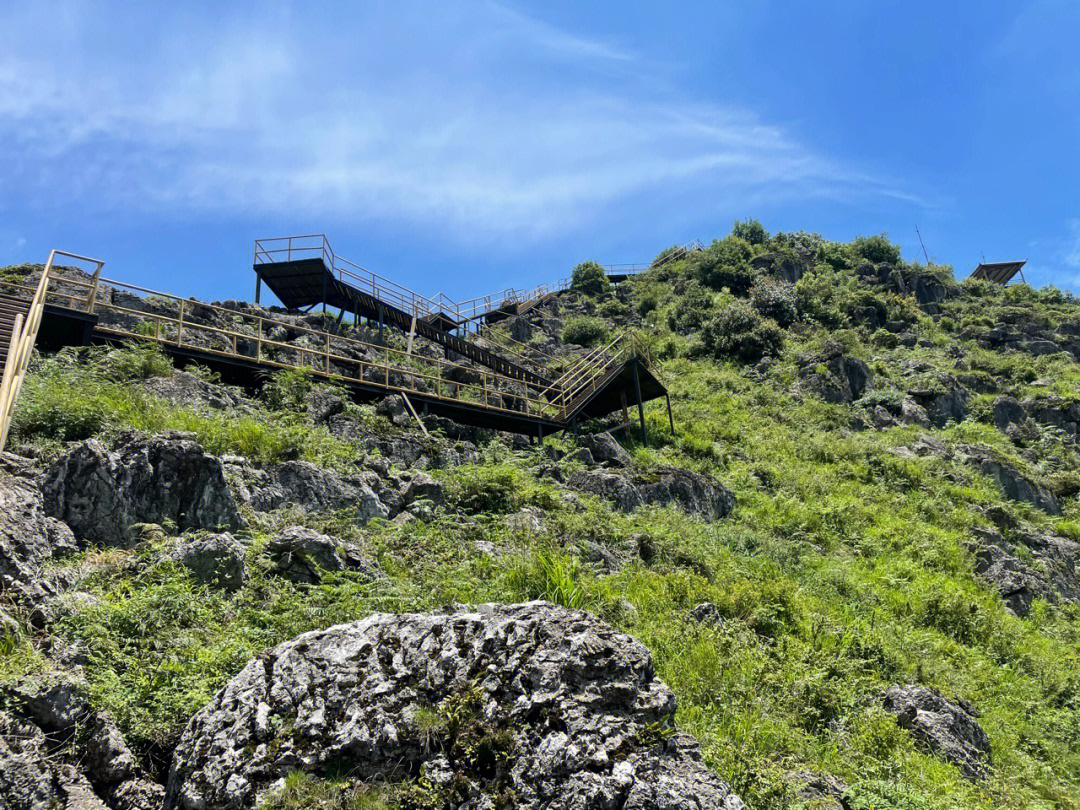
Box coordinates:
[702,300,784,363]
[570,261,611,296]
[667,283,714,333]
[853,233,901,265]
[105,342,174,381]
[795,265,847,327]
[749,278,797,327]
[262,366,314,412]
[694,236,755,294]
[732,218,768,245]
[561,316,608,347]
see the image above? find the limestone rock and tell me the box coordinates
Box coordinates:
[579,432,633,467]
[142,372,241,412]
[907,378,970,427]
[0,710,57,810]
[42,432,242,546]
[164,602,745,810]
[568,466,734,520]
[955,444,1060,514]
[798,342,871,404]
[85,712,137,787]
[228,460,389,523]
[0,474,78,599]
[882,685,990,780]
[169,533,246,591]
[265,526,379,585]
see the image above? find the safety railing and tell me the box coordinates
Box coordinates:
[253,234,700,330]
[0,250,105,450]
[0,270,575,423]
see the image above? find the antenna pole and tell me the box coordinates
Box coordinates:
[915,225,930,265]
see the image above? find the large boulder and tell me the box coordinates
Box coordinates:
[908,377,970,428]
[882,685,990,780]
[955,445,1060,515]
[169,533,247,591]
[165,602,744,810]
[579,432,633,467]
[0,474,78,599]
[264,526,379,584]
[226,460,389,524]
[2,672,165,810]
[568,467,734,520]
[797,342,871,405]
[42,432,242,546]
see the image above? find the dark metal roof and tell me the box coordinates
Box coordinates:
[970,260,1026,285]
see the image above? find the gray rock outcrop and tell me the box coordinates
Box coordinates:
[0,474,78,599]
[42,432,242,546]
[165,602,745,810]
[797,342,871,404]
[265,526,379,584]
[2,672,165,810]
[169,533,247,591]
[882,685,990,780]
[142,371,242,412]
[568,466,735,520]
[579,432,632,467]
[955,445,1060,515]
[226,460,389,523]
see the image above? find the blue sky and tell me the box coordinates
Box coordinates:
[2,1,1079,302]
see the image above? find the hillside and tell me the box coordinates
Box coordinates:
[2,223,1080,810]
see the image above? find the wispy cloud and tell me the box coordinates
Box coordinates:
[1065,219,1080,269]
[0,1,918,242]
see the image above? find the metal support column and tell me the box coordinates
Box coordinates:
[378,302,384,342]
[632,362,647,446]
[321,272,327,314]
[254,273,262,305]
[666,393,675,435]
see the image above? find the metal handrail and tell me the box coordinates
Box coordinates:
[0,251,105,450]
[1,271,570,422]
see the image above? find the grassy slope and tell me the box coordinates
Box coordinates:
[3,228,1080,809]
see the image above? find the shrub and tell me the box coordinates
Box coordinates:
[570,261,611,296]
[262,366,314,412]
[795,266,847,327]
[693,237,755,294]
[104,342,174,381]
[667,283,714,333]
[561,316,608,347]
[446,464,520,513]
[731,218,768,245]
[702,300,784,363]
[852,233,901,265]
[749,278,797,327]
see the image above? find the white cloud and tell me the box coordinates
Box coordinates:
[0,1,918,242]
[1066,219,1080,268]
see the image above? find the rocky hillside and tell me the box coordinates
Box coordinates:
[2,222,1080,810]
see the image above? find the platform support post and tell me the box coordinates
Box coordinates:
[254,273,262,305]
[632,363,646,447]
[666,393,675,435]
[322,273,327,315]
[378,303,384,342]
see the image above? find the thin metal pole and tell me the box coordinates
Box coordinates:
[632,362,646,446]
[255,273,262,305]
[666,392,675,434]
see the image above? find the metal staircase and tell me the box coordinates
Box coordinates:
[252,237,555,391]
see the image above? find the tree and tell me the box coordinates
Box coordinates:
[570,261,611,296]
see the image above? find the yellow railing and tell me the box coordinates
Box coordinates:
[0,257,663,436]
[0,250,105,450]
